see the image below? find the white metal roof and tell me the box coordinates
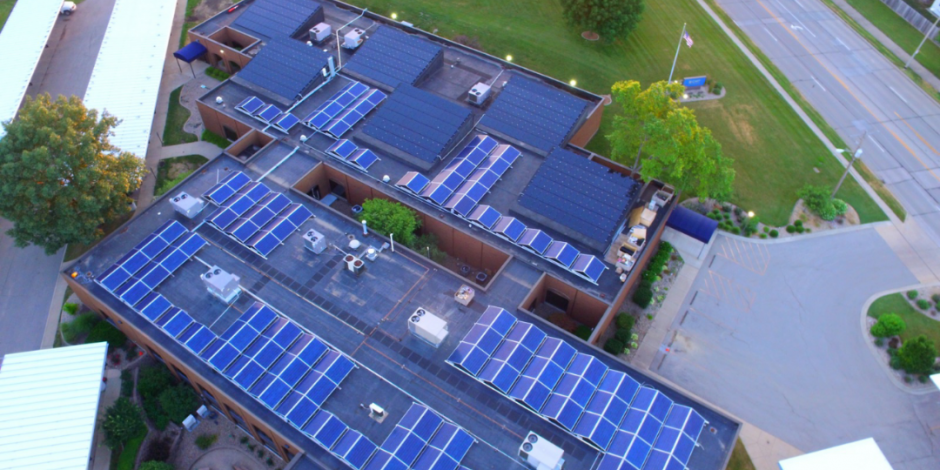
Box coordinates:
[0,0,63,140]
[778,438,894,470]
[83,0,177,158]
[0,343,109,470]
[931,373,940,390]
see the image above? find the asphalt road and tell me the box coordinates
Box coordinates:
[714,0,940,252]
[657,232,940,469]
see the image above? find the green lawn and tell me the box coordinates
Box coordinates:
[727,439,757,470]
[163,87,198,146]
[847,0,940,81]
[155,154,208,196]
[0,0,16,33]
[114,428,147,470]
[869,292,940,346]
[352,0,883,225]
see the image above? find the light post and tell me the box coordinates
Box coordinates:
[907,15,940,69]
[832,132,866,200]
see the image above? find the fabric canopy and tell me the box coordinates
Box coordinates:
[666,206,718,244]
[174,41,208,63]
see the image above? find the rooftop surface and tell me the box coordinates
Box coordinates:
[70,152,737,469]
[231,0,323,42]
[235,36,332,102]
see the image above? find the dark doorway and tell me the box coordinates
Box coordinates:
[545,289,569,312]
[222,125,237,141]
[329,179,346,199]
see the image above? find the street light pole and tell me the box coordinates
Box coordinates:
[906,15,940,69]
[831,131,866,199]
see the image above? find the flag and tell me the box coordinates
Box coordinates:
[684,31,694,47]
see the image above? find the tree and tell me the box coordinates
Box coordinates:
[0,94,145,254]
[642,108,735,200]
[102,397,145,450]
[139,462,174,470]
[356,198,421,246]
[871,313,906,338]
[560,0,645,41]
[137,365,173,399]
[158,384,200,424]
[798,185,846,221]
[608,80,684,169]
[897,335,937,375]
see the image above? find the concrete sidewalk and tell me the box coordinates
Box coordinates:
[90,368,121,470]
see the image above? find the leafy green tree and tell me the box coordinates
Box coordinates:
[137,366,174,399]
[897,335,937,375]
[642,107,735,200]
[608,80,684,169]
[356,198,421,246]
[139,462,174,470]
[0,94,145,254]
[103,397,145,450]
[158,384,200,424]
[871,314,906,338]
[559,0,645,41]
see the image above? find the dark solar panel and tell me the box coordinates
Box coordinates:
[237,36,331,100]
[344,26,443,88]
[232,0,322,41]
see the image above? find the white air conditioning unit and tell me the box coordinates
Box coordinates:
[519,432,564,470]
[407,308,448,347]
[202,266,241,303]
[310,22,332,43]
[169,192,206,219]
[343,28,365,49]
[468,82,491,106]
[344,254,364,275]
[303,229,327,254]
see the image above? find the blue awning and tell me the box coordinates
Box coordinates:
[173,41,207,63]
[666,206,718,244]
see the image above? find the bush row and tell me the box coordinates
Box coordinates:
[633,242,674,309]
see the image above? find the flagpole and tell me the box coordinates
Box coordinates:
[668,23,687,83]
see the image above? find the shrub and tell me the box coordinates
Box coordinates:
[786,225,795,234]
[798,185,839,220]
[604,338,624,355]
[357,199,421,246]
[875,337,884,347]
[769,229,778,238]
[762,226,769,233]
[832,199,848,216]
[614,328,631,343]
[103,397,145,450]
[573,325,592,341]
[707,212,719,220]
[897,336,938,375]
[733,207,743,216]
[410,233,446,263]
[794,220,803,227]
[266,457,274,466]
[143,397,169,431]
[61,312,99,342]
[86,321,127,349]
[917,299,931,310]
[920,375,930,384]
[932,294,940,304]
[63,302,78,315]
[759,233,767,239]
[632,286,653,309]
[195,434,218,450]
[120,370,134,397]
[907,290,919,300]
[139,462,174,470]
[144,437,172,462]
[240,436,249,445]
[138,366,173,399]
[205,66,230,81]
[871,314,906,337]
[795,226,805,234]
[616,314,634,331]
[158,384,200,424]
[730,227,741,235]
[201,130,229,149]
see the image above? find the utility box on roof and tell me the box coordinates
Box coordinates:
[343,28,365,49]
[519,432,564,470]
[202,266,240,303]
[309,22,331,43]
[169,192,206,219]
[468,82,491,106]
[407,308,448,347]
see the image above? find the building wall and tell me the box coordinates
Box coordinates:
[192,27,256,74]
[198,102,256,140]
[64,278,303,461]
[568,102,605,148]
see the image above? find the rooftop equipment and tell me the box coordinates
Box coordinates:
[343,28,365,49]
[407,308,449,347]
[202,266,241,303]
[302,229,327,254]
[169,192,206,219]
[345,254,364,275]
[309,22,332,43]
[468,82,492,106]
[518,432,564,470]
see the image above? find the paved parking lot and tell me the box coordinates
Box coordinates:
[656,229,940,469]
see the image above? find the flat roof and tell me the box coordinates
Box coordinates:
[0,343,108,470]
[83,0,176,158]
[0,0,63,140]
[778,438,894,470]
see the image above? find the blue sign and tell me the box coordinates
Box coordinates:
[683,76,707,88]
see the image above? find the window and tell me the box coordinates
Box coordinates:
[283,444,296,461]
[226,406,250,434]
[203,389,221,410]
[176,369,191,384]
[148,347,164,363]
[256,427,277,454]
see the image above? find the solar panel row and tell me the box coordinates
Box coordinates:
[236,36,331,101]
[304,81,370,130]
[447,307,707,469]
[326,139,380,172]
[343,26,443,89]
[367,403,475,470]
[323,89,387,137]
[231,0,322,41]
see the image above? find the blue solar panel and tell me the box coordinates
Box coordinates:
[204,171,252,205]
[247,204,312,257]
[229,326,261,352]
[396,171,430,194]
[328,139,358,159]
[236,96,265,115]
[286,396,318,428]
[273,113,300,132]
[255,104,282,122]
[348,149,379,170]
[493,217,525,242]
[260,378,291,408]
[228,193,292,242]
[544,242,580,268]
[135,293,171,321]
[280,358,310,387]
[296,337,329,366]
[344,26,442,88]
[209,182,273,230]
[334,430,377,469]
[184,326,217,354]
[518,229,553,255]
[234,360,265,390]
[273,322,302,348]
[304,411,348,449]
[572,254,607,284]
[467,205,501,229]
[324,89,387,138]
[163,310,194,338]
[248,373,275,398]
[305,82,369,129]
[209,343,239,371]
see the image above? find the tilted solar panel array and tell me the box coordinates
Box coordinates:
[366,403,476,470]
[236,96,286,124]
[97,220,207,307]
[326,139,380,172]
[323,89,388,138]
[343,26,443,89]
[236,36,331,101]
[202,172,313,258]
[304,81,370,130]
[447,307,707,470]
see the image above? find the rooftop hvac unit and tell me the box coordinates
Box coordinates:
[343,28,365,49]
[519,432,564,470]
[309,22,332,43]
[302,229,327,254]
[169,192,206,219]
[202,266,241,303]
[345,254,364,275]
[467,82,491,106]
[407,308,448,348]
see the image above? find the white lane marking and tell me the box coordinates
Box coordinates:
[764,27,779,42]
[869,134,887,153]
[889,86,909,104]
[774,0,817,37]
[835,36,850,50]
[791,0,808,11]
[811,75,828,92]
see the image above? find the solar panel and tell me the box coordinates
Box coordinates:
[304,81,369,130]
[544,242,580,268]
[334,430,378,469]
[163,310,194,338]
[272,113,301,133]
[303,410,348,449]
[323,89,387,137]
[493,217,526,242]
[184,325,218,355]
[234,360,266,390]
[136,293,172,322]
[328,139,358,159]
[236,96,265,116]
[572,254,607,284]
[429,423,475,463]
[447,307,517,376]
[203,171,252,205]
[209,182,273,230]
[467,205,501,229]
[396,171,430,194]
[478,322,546,393]
[420,183,454,205]
[347,149,379,171]
[518,229,553,255]
[247,204,313,257]
[574,371,639,450]
[254,104,282,123]
[227,193,293,242]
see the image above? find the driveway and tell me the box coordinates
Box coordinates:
[655,230,940,469]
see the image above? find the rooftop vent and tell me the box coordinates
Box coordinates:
[343,28,365,49]
[169,192,206,219]
[407,307,448,347]
[518,432,564,470]
[302,229,327,254]
[468,82,491,106]
[310,22,332,43]
[202,266,241,303]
